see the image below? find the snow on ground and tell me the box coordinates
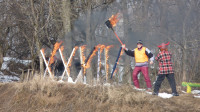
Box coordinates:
[133,88,200,99]
[133,87,173,99]
[191,90,200,94]
[1,57,31,70]
[0,57,30,83]
[0,71,20,83]
[192,90,200,98]
[0,74,20,83]
[146,91,173,98]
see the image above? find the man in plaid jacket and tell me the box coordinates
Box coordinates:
[153,42,179,96]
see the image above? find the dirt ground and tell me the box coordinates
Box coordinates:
[0,78,199,112]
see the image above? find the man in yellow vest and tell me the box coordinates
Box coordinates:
[122,40,154,91]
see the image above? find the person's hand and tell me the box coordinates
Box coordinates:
[122,44,128,51]
[150,61,153,65]
[122,44,126,49]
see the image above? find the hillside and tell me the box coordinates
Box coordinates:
[0,77,199,112]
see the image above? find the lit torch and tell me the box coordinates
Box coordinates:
[105,13,123,45]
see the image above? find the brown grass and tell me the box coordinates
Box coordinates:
[0,75,199,112]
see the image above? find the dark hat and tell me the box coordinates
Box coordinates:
[137,40,143,44]
[158,42,170,49]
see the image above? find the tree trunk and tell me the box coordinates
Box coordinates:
[61,0,72,51]
[61,0,74,78]
[122,0,132,85]
[85,0,93,85]
[0,46,3,70]
[35,36,44,76]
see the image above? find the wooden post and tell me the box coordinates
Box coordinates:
[104,48,108,82]
[97,48,100,83]
[20,69,24,81]
[40,50,54,80]
[43,58,50,78]
[59,47,76,81]
[27,69,30,81]
[75,47,84,83]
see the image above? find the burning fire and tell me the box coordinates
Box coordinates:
[81,45,104,74]
[84,47,99,69]
[49,41,63,66]
[105,45,113,80]
[60,46,64,52]
[117,49,124,64]
[80,45,86,74]
[109,13,120,28]
[41,48,52,73]
[66,46,78,75]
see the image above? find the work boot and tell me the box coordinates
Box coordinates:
[172,93,179,96]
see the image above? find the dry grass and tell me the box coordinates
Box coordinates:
[0,75,199,112]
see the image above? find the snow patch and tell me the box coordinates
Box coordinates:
[0,75,20,83]
[194,95,200,98]
[68,77,75,83]
[191,90,200,94]
[134,87,173,99]
[1,57,31,70]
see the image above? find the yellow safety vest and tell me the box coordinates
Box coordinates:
[134,47,149,63]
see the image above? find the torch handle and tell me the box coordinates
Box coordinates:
[113,30,123,45]
[110,46,122,79]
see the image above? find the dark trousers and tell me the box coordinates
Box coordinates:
[154,73,177,93]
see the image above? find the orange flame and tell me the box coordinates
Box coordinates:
[109,13,120,28]
[41,48,52,72]
[84,46,99,69]
[117,49,124,64]
[41,48,45,55]
[49,41,63,66]
[105,45,113,79]
[60,46,64,52]
[66,46,78,75]
[80,45,86,74]
[113,68,118,76]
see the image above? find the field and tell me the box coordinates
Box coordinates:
[0,76,199,112]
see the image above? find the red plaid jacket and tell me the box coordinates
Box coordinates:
[155,51,174,74]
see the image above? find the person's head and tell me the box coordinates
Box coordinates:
[158,42,169,51]
[137,40,143,48]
